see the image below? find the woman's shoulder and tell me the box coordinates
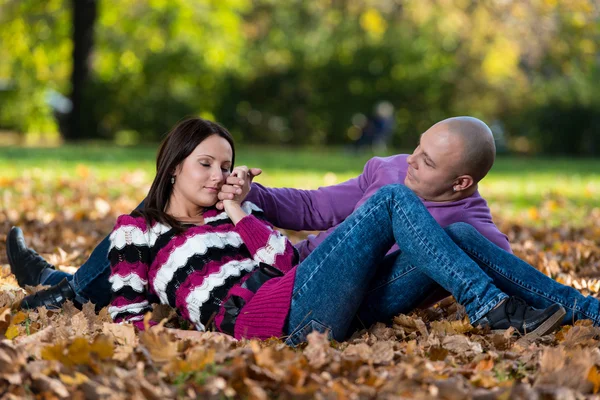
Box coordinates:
[113,213,149,232]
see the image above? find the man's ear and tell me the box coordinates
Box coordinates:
[453,175,474,192]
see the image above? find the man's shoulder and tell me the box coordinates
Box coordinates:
[364,154,409,172]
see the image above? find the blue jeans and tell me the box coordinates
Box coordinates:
[349,223,600,334]
[284,184,508,345]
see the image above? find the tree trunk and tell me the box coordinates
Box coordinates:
[66,0,98,140]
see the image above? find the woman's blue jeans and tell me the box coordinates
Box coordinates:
[283,184,600,345]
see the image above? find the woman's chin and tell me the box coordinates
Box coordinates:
[195,195,219,209]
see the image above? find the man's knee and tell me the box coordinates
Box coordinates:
[374,184,414,200]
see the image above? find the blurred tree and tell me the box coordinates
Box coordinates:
[67,0,98,140]
[0,0,598,152]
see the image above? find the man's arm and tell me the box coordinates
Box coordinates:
[244,165,371,231]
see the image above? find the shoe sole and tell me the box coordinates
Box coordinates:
[491,306,566,338]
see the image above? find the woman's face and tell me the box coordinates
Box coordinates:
[172,134,233,209]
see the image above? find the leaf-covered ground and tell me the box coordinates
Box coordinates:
[1,169,600,399]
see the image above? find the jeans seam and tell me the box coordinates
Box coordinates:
[366,265,417,294]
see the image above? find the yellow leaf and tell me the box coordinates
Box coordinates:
[90,336,114,360]
[67,337,91,366]
[5,325,20,340]
[527,207,540,221]
[59,372,88,386]
[41,342,66,362]
[360,9,387,40]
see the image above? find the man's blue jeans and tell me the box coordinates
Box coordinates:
[283,185,600,345]
[283,184,508,344]
[43,186,600,336]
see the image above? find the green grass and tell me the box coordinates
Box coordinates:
[1,145,599,225]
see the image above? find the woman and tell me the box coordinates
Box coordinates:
[104,117,565,343]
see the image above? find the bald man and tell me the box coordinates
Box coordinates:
[9,116,510,312]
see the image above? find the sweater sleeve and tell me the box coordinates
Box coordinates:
[233,203,299,273]
[107,214,155,330]
[244,159,372,231]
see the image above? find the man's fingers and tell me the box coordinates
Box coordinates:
[248,168,262,182]
[225,176,241,185]
[221,184,241,193]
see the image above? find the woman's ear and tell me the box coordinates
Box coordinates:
[172,163,183,177]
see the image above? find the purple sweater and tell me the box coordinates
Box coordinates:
[247,154,511,260]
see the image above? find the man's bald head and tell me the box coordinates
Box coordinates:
[434,116,496,183]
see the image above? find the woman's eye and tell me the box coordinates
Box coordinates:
[221,168,229,172]
[200,162,210,167]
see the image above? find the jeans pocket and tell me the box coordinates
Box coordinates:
[285,319,332,347]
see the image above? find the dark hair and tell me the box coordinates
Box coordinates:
[134,117,235,232]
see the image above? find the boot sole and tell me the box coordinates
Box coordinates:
[491,306,566,338]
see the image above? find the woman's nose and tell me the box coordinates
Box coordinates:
[212,169,225,182]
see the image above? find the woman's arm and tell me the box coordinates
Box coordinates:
[108,215,154,330]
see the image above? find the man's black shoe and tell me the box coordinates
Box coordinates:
[20,278,77,310]
[6,226,56,287]
[477,297,565,337]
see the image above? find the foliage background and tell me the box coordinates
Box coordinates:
[1,0,599,153]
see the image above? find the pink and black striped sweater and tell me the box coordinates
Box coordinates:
[108,202,299,340]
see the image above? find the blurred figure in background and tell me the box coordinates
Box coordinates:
[353,101,395,154]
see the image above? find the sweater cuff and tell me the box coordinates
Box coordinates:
[233,215,274,255]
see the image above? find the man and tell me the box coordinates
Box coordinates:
[8,116,509,313]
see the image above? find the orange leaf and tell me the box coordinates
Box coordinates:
[11,312,27,325]
[588,366,600,394]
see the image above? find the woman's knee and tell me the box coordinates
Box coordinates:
[444,222,478,242]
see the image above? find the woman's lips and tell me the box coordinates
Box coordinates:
[204,187,219,192]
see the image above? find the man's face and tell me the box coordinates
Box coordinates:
[404,124,464,201]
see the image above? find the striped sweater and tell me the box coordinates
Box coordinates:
[108,201,299,340]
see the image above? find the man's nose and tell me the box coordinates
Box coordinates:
[407,154,416,168]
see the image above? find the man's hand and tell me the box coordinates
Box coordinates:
[216,167,262,210]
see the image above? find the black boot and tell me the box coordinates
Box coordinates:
[6,226,56,287]
[477,297,565,337]
[20,278,77,310]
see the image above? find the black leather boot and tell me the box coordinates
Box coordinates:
[20,278,77,310]
[7,226,56,287]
